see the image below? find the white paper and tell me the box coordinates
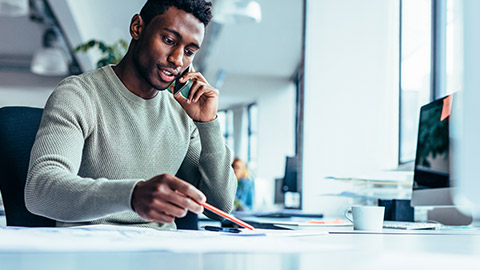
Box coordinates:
[0,225,337,254]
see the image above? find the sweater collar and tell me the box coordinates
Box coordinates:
[102,65,166,108]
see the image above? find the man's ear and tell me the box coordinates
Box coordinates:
[130,14,144,40]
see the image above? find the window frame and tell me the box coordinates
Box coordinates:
[398,0,449,165]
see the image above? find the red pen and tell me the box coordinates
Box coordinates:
[190,198,255,230]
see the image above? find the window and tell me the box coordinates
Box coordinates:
[445,0,463,96]
[247,103,257,165]
[217,109,233,148]
[218,105,258,165]
[399,0,432,163]
[400,0,461,164]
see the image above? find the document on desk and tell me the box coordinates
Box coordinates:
[222,228,328,237]
[245,217,352,230]
[0,225,337,254]
[274,219,351,227]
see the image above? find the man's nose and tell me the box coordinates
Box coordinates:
[167,47,184,67]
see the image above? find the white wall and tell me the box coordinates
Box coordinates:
[232,106,249,161]
[220,74,296,209]
[452,0,480,219]
[254,80,296,210]
[0,72,62,108]
[49,0,145,72]
[256,83,296,182]
[221,74,296,179]
[302,0,400,215]
[65,0,144,45]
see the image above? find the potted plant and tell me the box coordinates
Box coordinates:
[75,39,128,68]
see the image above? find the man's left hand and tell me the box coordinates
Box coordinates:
[172,67,218,122]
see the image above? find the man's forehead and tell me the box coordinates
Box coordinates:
[148,7,205,45]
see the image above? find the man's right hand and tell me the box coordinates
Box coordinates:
[131,174,206,224]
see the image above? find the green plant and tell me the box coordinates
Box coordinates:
[416,105,449,168]
[75,39,128,68]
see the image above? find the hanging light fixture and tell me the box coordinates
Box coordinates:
[213,0,262,24]
[0,0,29,16]
[31,28,69,76]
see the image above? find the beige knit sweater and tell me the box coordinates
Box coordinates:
[25,65,236,229]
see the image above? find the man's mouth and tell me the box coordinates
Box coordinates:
[158,68,178,83]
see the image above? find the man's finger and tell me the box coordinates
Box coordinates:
[145,209,175,223]
[155,188,204,214]
[187,80,201,101]
[171,192,204,214]
[181,72,208,84]
[151,198,188,218]
[166,176,206,204]
[192,85,209,103]
[173,89,189,104]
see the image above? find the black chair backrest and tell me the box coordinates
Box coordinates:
[175,211,198,230]
[0,106,56,227]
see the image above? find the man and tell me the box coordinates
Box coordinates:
[25,0,237,230]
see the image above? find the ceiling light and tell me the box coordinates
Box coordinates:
[0,0,29,17]
[31,28,69,76]
[213,0,262,24]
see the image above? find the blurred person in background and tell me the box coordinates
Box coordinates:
[232,158,254,211]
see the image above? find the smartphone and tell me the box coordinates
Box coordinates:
[202,226,241,233]
[172,66,193,98]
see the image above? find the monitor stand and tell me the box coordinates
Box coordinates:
[471,220,480,228]
[427,207,473,226]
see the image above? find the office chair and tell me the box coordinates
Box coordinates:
[0,106,56,227]
[0,106,198,229]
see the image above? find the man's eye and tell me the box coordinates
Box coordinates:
[185,49,195,56]
[163,37,175,45]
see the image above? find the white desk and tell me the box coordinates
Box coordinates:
[1,225,480,270]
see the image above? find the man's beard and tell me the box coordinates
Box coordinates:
[132,52,167,91]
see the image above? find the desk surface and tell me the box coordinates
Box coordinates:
[1,224,480,270]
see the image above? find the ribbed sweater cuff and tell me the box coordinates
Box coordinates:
[96,179,144,213]
[194,118,224,153]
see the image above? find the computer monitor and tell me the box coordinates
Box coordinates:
[281,156,301,209]
[282,156,298,193]
[411,95,472,225]
[411,96,452,205]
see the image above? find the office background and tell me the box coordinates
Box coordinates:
[0,0,464,217]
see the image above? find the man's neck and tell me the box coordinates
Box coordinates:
[112,57,158,100]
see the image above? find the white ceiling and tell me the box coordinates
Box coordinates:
[0,0,304,110]
[203,0,303,79]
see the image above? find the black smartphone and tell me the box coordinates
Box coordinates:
[202,226,241,233]
[172,66,193,98]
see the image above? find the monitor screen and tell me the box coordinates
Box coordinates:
[413,96,451,190]
[282,156,298,193]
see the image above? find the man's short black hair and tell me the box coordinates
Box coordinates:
[140,0,213,27]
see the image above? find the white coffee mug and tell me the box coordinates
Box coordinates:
[345,206,385,231]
